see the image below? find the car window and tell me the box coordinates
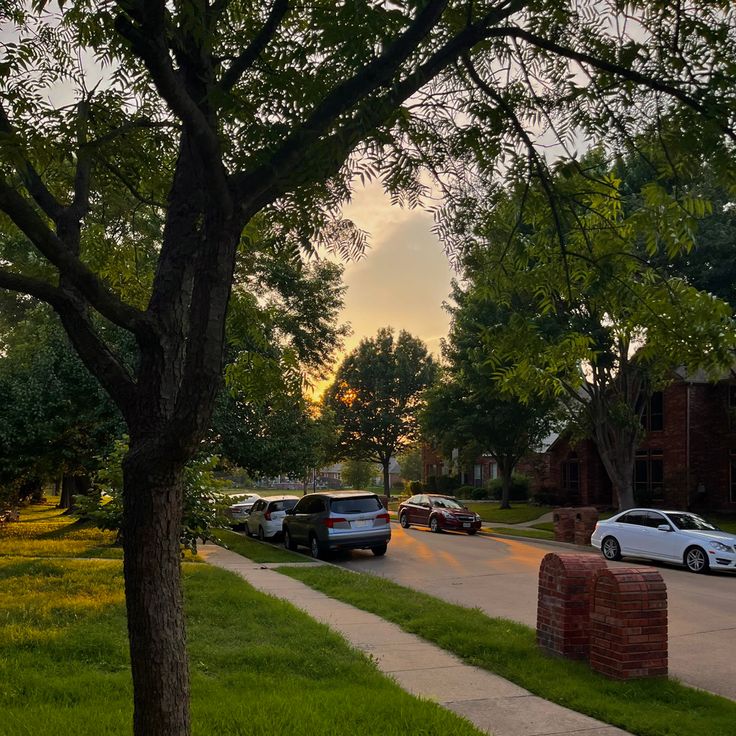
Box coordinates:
[269,499,297,512]
[407,495,418,504]
[431,498,464,510]
[619,511,646,525]
[667,513,720,531]
[646,511,668,528]
[417,495,430,507]
[330,496,382,514]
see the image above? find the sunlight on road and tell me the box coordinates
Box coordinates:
[488,537,548,571]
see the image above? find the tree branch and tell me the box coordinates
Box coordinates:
[220,0,289,91]
[0,177,154,337]
[494,26,736,143]
[0,268,137,409]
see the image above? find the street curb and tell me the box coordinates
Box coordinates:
[477,528,595,552]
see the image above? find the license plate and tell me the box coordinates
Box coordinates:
[462,522,470,528]
[352,519,371,528]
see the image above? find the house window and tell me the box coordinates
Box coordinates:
[487,460,499,480]
[562,454,580,494]
[473,464,483,487]
[634,449,664,500]
[642,392,664,432]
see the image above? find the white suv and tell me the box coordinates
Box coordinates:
[246,495,300,540]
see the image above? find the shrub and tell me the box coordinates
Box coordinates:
[471,487,489,500]
[425,475,437,491]
[436,475,460,494]
[486,474,530,502]
[531,488,562,506]
[456,485,476,499]
[406,480,423,495]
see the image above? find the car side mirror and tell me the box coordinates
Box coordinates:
[657,524,672,532]
[285,508,295,516]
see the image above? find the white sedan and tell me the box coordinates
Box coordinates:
[591,508,736,573]
[246,495,300,541]
[225,494,262,527]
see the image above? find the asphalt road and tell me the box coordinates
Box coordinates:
[330,524,736,701]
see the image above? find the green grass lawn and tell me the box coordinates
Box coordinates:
[463,503,554,524]
[1,502,484,736]
[280,565,736,736]
[484,526,554,540]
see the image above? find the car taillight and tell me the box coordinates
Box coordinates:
[264,511,272,520]
[323,517,350,529]
[375,513,390,524]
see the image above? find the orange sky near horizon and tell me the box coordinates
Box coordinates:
[313,182,456,396]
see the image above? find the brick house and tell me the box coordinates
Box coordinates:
[424,369,736,512]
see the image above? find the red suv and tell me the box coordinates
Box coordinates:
[398,494,482,535]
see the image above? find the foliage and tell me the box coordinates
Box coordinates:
[452,149,736,509]
[397,445,423,482]
[455,485,476,499]
[0,309,123,503]
[471,487,489,500]
[341,459,376,490]
[486,474,530,502]
[405,480,424,495]
[83,439,228,554]
[323,328,437,492]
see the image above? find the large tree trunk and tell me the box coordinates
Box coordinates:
[498,457,515,510]
[382,458,390,495]
[122,444,190,736]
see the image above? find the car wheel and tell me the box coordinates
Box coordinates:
[283,529,297,551]
[258,526,266,542]
[371,544,388,557]
[601,536,621,561]
[310,534,327,560]
[430,516,441,533]
[684,546,709,573]
[399,512,410,529]
[467,529,477,535]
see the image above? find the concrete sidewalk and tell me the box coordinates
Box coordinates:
[199,544,632,736]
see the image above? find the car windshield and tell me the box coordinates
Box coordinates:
[270,500,297,512]
[330,497,382,514]
[667,513,720,532]
[431,498,464,510]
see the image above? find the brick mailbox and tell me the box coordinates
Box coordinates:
[537,553,607,659]
[589,567,668,680]
[553,507,576,543]
[574,507,599,546]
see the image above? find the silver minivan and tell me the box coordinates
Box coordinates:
[282,491,390,559]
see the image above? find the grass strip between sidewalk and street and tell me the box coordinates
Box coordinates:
[279,565,736,736]
[462,503,554,523]
[213,527,311,563]
[483,526,554,540]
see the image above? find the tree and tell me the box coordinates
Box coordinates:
[397,445,423,482]
[0,309,123,506]
[323,328,437,493]
[456,157,736,511]
[341,459,376,490]
[0,3,734,733]
[422,285,557,508]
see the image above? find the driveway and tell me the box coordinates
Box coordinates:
[331,524,736,700]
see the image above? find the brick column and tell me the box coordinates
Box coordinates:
[574,507,599,546]
[590,567,668,679]
[553,507,576,542]
[537,553,607,659]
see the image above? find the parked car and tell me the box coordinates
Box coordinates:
[225,493,262,527]
[246,495,300,540]
[398,494,482,534]
[591,508,736,573]
[282,491,391,559]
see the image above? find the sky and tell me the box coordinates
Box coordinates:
[335,181,456,363]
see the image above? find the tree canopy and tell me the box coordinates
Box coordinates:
[323,327,437,493]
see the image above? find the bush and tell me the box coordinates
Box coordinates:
[436,475,460,494]
[406,480,423,495]
[486,474,530,502]
[425,475,437,491]
[531,488,562,506]
[456,485,476,499]
[471,487,489,500]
